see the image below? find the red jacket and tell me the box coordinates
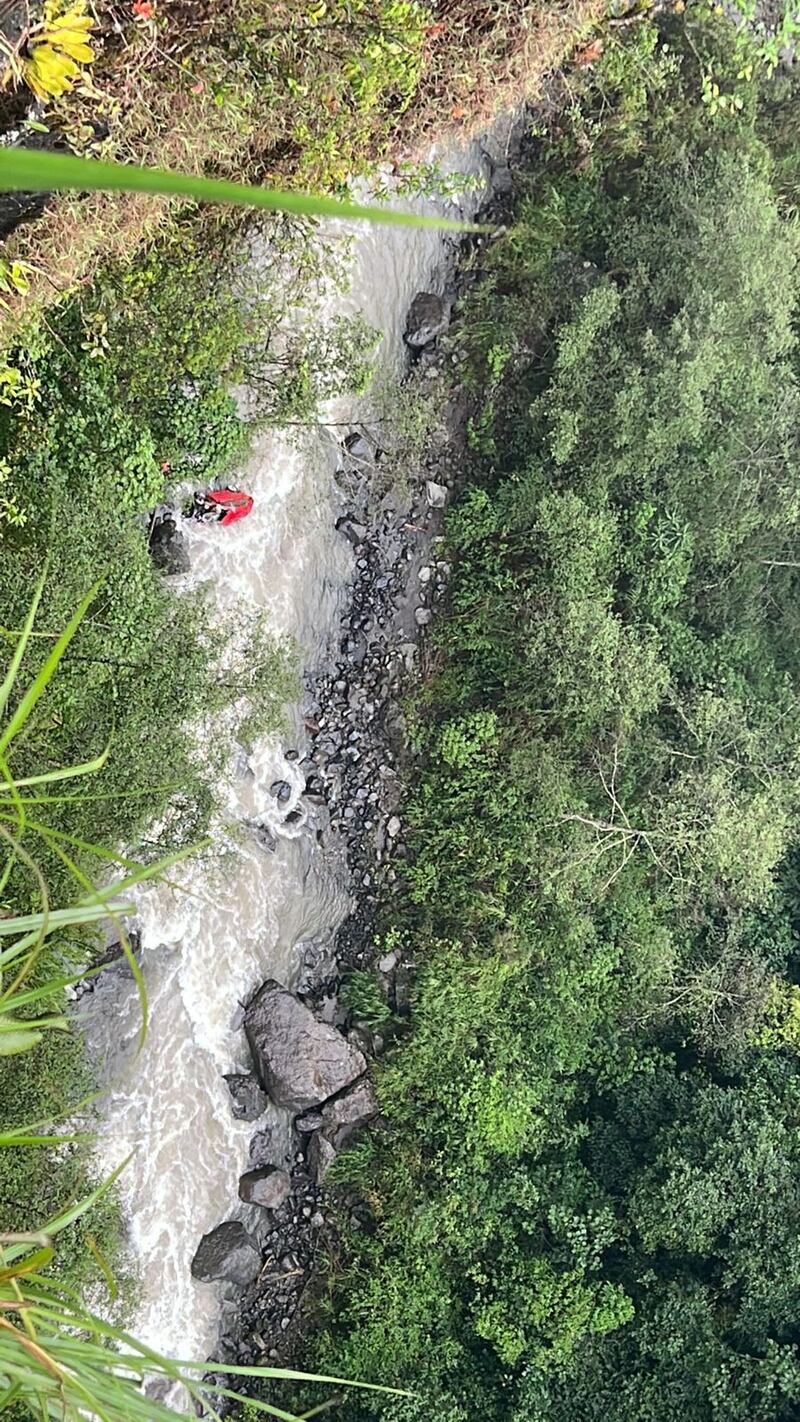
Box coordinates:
[206,490,254,526]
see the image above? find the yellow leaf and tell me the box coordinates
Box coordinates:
[25,45,80,100]
[24,0,94,98]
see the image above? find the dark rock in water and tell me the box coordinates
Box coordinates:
[248,1128,276,1168]
[270,780,291,803]
[307,1131,337,1182]
[191,1222,261,1286]
[250,822,277,854]
[344,432,374,462]
[244,979,366,1112]
[285,749,299,761]
[224,1073,269,1122]
[148,514,190,575]
[238,1165,291,1210]
[336,517,368,548]
[404,292,450,349]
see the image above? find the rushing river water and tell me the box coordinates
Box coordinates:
[80,125,509,1364]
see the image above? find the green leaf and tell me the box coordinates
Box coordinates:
[0,148,484,231]
[0,580,101,759]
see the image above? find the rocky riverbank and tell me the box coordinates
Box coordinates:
[184,147,522,1392]
[201,309,475,1383]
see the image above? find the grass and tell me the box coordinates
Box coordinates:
[0,0,603,343]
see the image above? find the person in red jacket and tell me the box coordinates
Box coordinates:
[190,489,254,527]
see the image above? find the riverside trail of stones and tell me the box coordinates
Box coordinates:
[194,151,522,1386]
[206,351,468,1379]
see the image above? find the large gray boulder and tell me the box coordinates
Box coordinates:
[244,980,366,1112]
[404,292,450,349]
[238,1165,291,1210]
[190,1221,261,1286]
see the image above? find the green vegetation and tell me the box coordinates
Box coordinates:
[306,15,800,1422]
[0,214,307,1299]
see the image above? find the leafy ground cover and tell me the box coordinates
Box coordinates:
[0,0,601,340]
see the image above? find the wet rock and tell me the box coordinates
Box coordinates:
[337,518,368,548]
[404,292,450,349]
[238,1165,292,1210]
[224,1073,269,1122]
[191,1222,261,1286]
[393,965,414,1014]
[270,780,292,803]
[244,980,367,1112]
[426,480,449,509]
[415,607,432,627]
[248,1129,276,1168]
[295,1110,324,1133]
[307,1131,337,1182]
[251,822,277,853]
[148,514,191,575]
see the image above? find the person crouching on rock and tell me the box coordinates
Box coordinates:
[188,489,254,527]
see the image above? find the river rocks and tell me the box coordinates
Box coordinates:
[426,480,449,509]
[224,1073,269,1122]
[344,431,374,462]
[337,517,368,548]
[148,513,191,575]
[191,1222,261,1286]
[244,980,367,1112]
[307,1132,337,1182]
[319,1080,378,1148]
[238,1165,292,1210]
[270,780,292,803]
[295,1110,324,1133]
[404,291,450,349]
[249,821,277,854]
[207,209,494,1385]
[415,607,432,627]
[304,1082,378,1182]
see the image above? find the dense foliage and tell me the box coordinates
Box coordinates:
[311,20,800,1422]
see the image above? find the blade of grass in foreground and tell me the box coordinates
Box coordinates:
[0,148,485,230]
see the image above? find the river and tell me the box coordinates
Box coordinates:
[80,123,509,1365]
